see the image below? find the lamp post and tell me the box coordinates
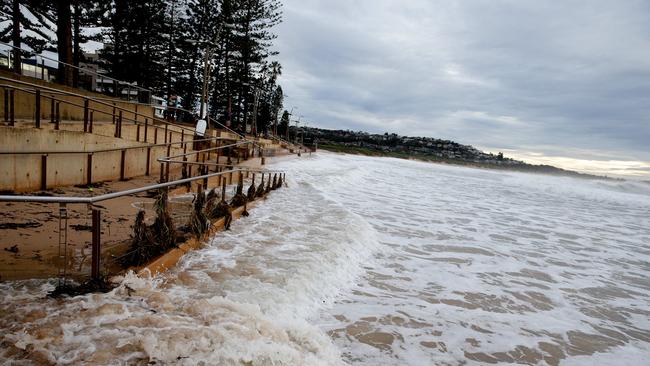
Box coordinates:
[241,81,262,137]
[301,121,308,147]
[292,115,303,144]
[187,28,221,120]
[285,107,297,140]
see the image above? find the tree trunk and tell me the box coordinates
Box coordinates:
[11,0,21,74]
[184,44,200,111]
[56,0,74,86]
[72,1,81,88]
[166,0,176,103]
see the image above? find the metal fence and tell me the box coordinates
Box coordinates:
[0,41,152,103]
[0,147,286,285]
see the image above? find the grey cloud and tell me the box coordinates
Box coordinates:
[274,0,650,168]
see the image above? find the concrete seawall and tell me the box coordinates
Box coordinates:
[0,125,188,191]
[0,70,154,122]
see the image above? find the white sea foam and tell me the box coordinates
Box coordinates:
[1,152,649,365]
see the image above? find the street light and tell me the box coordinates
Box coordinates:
[292,115,303,144]
[241,81,263,137]
[186,30,220,120]
[286,106,297,140]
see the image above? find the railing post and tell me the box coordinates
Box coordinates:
[41,59,45,80]
[54,102,60,130]
[35,90,41,128]
[154,127,158,144]
[136,124,140,142]
[120,149,126,181]
[83,99,89,132]
[164,125,168,144]
[146,147,151,176]
[216,142,220,171]
[9,90,14,126]
[112,103,116,124]
[144,119,149,143]
[115,111,120,137]
[160,162,165,182]
[41,154,47,190]
[165,143,171,182]
[89,111,94,133]
[87,153,93,186]
[50,97,55,124]
[91,209,101,281]
[3,88,8,123]
[202,155,208,187]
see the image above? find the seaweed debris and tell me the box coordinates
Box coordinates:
[120,189,178,267]
[189,190,209,237]
[49,277,114,298]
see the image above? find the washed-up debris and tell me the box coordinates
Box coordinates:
[230,181,248,208]
[256,175,266,198]
[4,244,18,253]
[189,190,209,237]
[0,222,42,230]
[209,200,232,230]
[70,224,92,231]
[120,189,178,267]
[48,278,114,298]
[247,175,257,201]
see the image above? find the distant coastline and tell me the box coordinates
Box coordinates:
[301,127,617,181]
[319,143,615,180]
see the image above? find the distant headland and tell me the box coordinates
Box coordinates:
[300,127,618,181]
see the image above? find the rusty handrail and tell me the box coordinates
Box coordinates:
[0,41,151,94]
[0,78,277,157]
[0,167,285,204]
[160,159,285,173]
[0,136,228,155]
[0,77,198,135]
[158,140,254,161]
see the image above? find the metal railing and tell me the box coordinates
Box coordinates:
[0,77,260,151]
[0,41,152,102]
[0,77,311,193]
[0,146,286,284]
[0,136,235,190]
[0,77,199,138]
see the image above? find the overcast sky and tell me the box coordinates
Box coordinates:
[274,0,650,178]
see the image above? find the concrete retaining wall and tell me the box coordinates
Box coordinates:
[0,126,189,192]
[1,70,154,123]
